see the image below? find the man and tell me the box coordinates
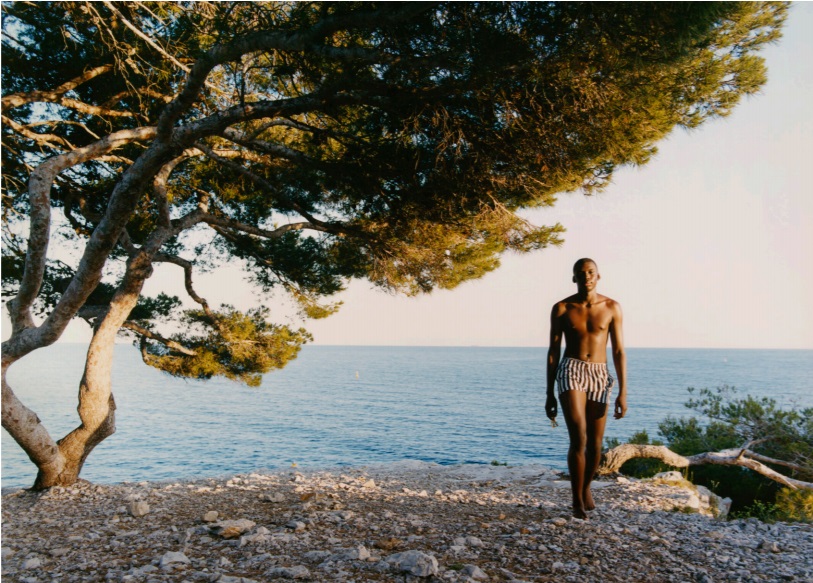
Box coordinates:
[546,258,627,519]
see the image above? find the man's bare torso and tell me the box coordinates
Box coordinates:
[554,294,618,363]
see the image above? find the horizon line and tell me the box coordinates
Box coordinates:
[45,341,813,351]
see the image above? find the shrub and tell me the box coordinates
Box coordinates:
[774,488,813,523]
[609,386,812,520]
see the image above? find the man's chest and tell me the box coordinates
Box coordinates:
[562,308,612,334]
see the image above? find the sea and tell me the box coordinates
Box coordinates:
[2,345,811,490]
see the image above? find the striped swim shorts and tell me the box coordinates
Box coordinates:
[556,357,615,404]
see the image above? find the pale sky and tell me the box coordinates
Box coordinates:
[4,4,813,349]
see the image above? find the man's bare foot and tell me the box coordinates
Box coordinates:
[572,506,589,520]
[584,487,596,511]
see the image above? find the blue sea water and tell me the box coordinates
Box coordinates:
[2,345,811,489]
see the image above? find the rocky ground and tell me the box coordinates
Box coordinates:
[2,462,812,582]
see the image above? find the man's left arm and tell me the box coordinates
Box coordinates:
[609,301,627,419]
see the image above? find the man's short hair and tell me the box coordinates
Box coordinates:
[573,258,597,273]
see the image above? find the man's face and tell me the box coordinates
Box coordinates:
[573,262,599,289]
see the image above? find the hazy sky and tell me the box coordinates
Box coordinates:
[4,4,813,349]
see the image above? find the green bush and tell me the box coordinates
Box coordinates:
[609,386,812,520]
[774,488,813,523]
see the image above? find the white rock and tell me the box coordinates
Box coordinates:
[466,536,485,548]
[335,545,371,561]
[1,547,15,560]
[462,564,490,580]
[218,576,260,583]
[210,519,256,539]
[260,492,286,503]
[159,551,190,568]
[387,550,439,577]
[685,493,702,510]
[717,497,733,519]
[285,520,306,532]
[21,557,42,569]
[127,500,150,517]
[203,510,219,522]
[363,479,376,489]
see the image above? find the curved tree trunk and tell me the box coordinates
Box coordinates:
[599,443,813,491]
[9,251,156,489]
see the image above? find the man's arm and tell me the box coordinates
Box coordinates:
[546,303,564,420]
[609,301,627,419]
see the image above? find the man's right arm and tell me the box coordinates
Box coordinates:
[546,303,563,419]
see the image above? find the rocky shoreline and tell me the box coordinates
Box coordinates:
[2,462,812,582]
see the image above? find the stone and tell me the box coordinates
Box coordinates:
[1,547,15,559]
[266,565,310,579]
[260,492,286,503]
[387,550,439,577]
[285,520,306,532]
[210,519,256,539]
[203,511,219,522]
[374,537,402,551]
[302,550,332,563]
[159,551,190,568]
[127,500,150,517]
[758,540,781,553]
[21,557,42,569]
[462,564,489,580]
[654,470,684,482]
[363,479,376,489]
[335,545,371,561]
[218,576,260,583]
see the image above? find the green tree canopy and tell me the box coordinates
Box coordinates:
[1,1,787,487]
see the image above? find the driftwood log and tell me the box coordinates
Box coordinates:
[598,444,813,491]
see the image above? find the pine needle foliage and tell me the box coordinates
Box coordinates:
[2,2,788,383]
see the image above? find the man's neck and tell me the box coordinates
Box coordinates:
[577,290,599,305]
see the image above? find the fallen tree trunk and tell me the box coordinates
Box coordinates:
[598,444,813,491]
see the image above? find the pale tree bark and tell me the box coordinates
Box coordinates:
[599,443,813,491]
[31,258,148,488]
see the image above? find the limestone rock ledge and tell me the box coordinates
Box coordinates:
[2,462,811,582]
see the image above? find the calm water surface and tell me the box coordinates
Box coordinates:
[2,345,811,489]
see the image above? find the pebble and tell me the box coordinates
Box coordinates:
[202,510,219,522]
[2,463,812,583]
[127,500,150,517]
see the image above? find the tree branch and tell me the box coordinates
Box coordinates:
[202,214,328,239]
[598,443,813,491]
[1,64,114,110]
[102,1,192,76]
[153,252,213,318]
[122,321,197,356]
[156,2,433,138]
[195,141,341,234]
[7,126,158,336]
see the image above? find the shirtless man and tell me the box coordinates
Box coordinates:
[546,258,627,519]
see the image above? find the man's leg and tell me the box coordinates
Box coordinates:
[583,399,609,511]
[559,390,588,519]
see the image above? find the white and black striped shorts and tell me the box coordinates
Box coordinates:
[556,357,615,404]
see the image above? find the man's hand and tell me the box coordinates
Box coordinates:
[614,394,627,419]
[545,394,558,423]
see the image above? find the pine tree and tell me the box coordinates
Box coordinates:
[1,2,788,488]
